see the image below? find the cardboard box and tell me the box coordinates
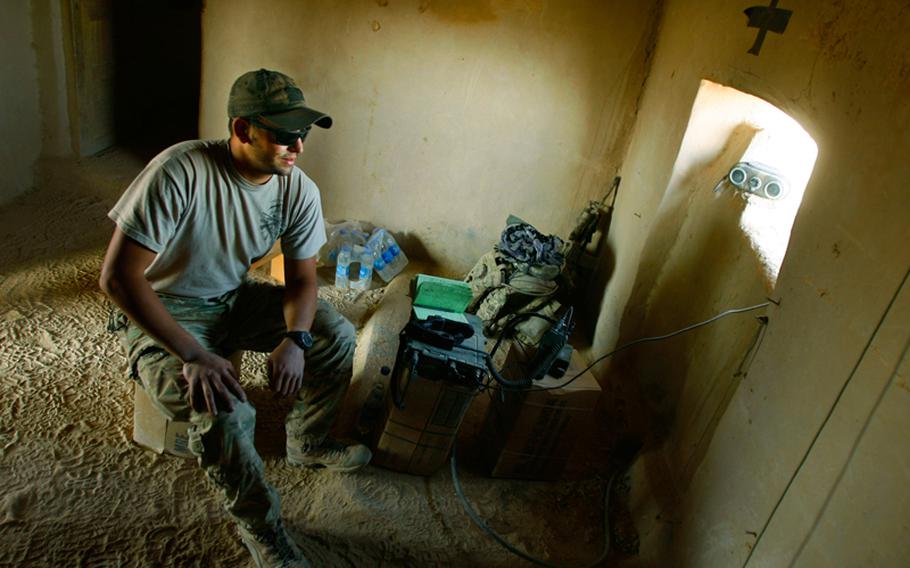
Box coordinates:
[480,349,601,480]
[132,383,194,459]
[372,369,478,476]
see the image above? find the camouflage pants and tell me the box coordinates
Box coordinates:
[110,279,356,531]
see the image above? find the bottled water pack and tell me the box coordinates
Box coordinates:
[334,227,408,290]
[367,229,408,283]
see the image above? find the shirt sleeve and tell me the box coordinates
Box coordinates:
[280,176,327,260]
[108,159,188,253]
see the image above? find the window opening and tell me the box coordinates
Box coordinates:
[698,80,817,284]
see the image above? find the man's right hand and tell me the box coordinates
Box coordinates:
[182,351,248,415]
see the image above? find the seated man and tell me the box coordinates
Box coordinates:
[100,68,371,568]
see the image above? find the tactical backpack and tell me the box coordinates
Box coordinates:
[464,219,565,344]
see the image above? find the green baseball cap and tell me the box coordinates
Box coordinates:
[228,68,332,130]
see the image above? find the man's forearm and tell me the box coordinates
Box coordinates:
[102,271,205,362]
[283,279,318,332]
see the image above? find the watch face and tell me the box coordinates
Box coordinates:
[287,331,313,350]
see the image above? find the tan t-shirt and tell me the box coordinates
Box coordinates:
[109,139,326,298]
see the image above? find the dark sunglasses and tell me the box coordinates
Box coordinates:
[251,117,311,146]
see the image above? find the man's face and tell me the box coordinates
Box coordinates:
[245,117,306,177]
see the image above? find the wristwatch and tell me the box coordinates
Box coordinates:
[284,330,314,351]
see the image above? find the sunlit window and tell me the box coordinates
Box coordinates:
[696,80,817,284]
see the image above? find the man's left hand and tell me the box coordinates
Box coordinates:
[268,338,305,396]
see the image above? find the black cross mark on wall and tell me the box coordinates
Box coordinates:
[744,0,793,55]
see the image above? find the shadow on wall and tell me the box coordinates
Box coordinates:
[621,120,766,455]
[620,163,772,565]
[599,80,817,509]
[570,125,761,486]
[395,231,443,276]
[578,201,619,344]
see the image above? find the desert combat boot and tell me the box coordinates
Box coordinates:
[287,437,372,472]
[237,519,310,568]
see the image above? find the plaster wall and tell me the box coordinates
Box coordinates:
[589,0,910,565]
[1,1,43,205]
[198,0,660,274]
[0,0,80,206]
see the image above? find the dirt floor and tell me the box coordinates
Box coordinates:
[0,149,617,567]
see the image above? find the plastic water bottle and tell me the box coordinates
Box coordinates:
[386,243,408,277]
[372,254,388,281]
[349,245,374,292]
[335,244,351,289]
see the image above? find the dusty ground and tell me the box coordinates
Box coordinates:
[0,149,613,567]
